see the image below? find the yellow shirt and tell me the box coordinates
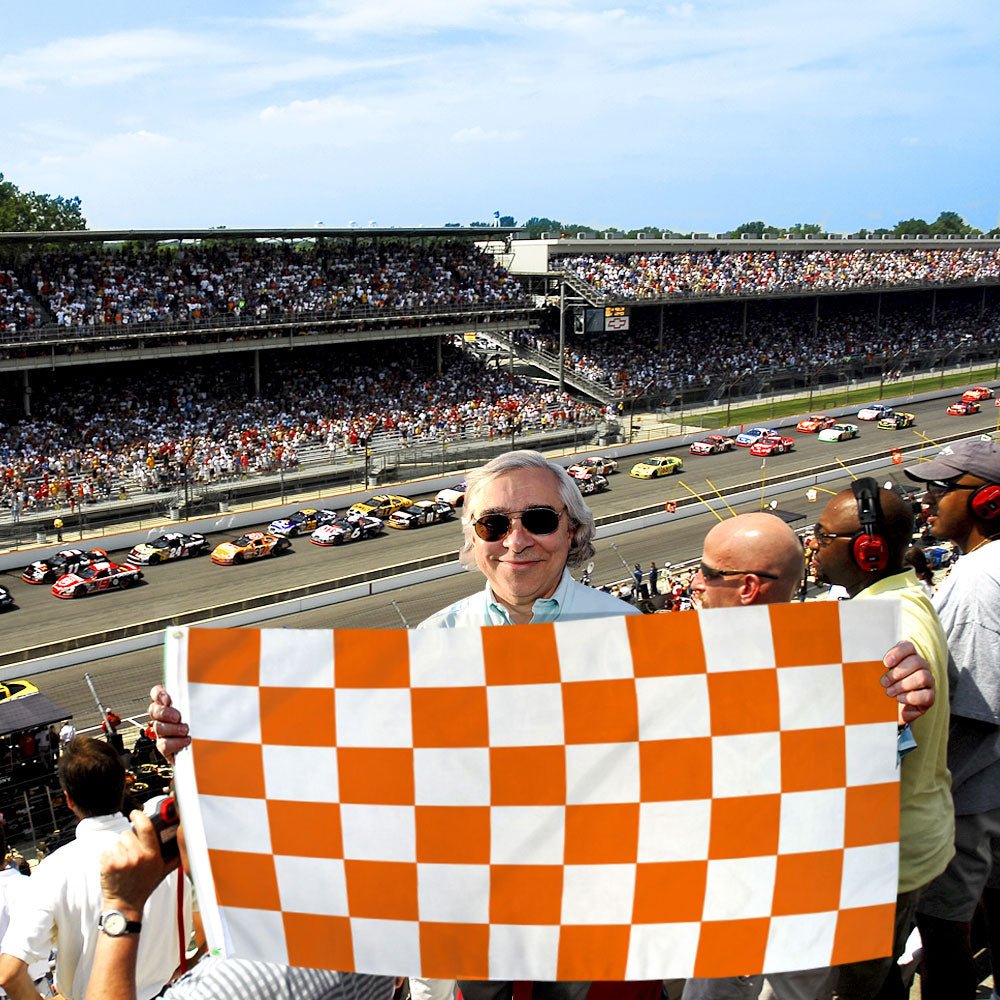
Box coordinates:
[857,571,954,892]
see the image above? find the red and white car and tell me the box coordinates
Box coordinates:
[51,560,142,599]
[689,435,736,456]
[947,400,981,416]
[749,436,795,457]
[567,456,618,477]
[796,415,836,433]
[962,386,993,403]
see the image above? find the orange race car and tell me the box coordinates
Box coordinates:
[210,531,292,565]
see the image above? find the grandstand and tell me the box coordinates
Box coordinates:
[0,228,998,542]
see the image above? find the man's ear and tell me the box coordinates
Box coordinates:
[738,575,762,606]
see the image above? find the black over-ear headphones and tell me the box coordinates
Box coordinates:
[970,483,1000,521]
[851,477,890,573]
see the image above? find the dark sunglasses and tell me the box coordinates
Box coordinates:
[698,560,780,581]
[923,480,978,496]
[473,506,565,542]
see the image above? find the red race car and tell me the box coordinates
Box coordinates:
[51,560,142,599]
[749,436,795,457]
[947,400,981,416]
[962,386,993,403]
[689,435,736,455]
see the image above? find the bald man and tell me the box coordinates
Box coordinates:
[683,507,940,1000]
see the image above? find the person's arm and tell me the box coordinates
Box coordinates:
[148,685,190,761]
[880,640,935,723]
[87,811,178,1000]
[0,955,44,1000]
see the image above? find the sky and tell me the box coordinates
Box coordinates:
[2,1,999,233]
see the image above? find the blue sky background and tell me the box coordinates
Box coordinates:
[2,1,999,232]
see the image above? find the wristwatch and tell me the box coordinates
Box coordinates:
[98,910,142,937]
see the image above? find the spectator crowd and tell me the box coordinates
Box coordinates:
[556,246,1000,299]
[0,240,528,335]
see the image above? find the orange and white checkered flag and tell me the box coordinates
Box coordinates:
[168,600,901,980]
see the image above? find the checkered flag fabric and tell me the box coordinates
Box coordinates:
[168,599,901,980]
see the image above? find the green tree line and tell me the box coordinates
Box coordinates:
[0,173,86,232]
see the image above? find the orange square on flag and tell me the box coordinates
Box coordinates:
[639,738,712,801]
[187,627,260,686]
[845,783,899,847]
[490,746,566,805]
[831,904,896,966]
[843,661,897,725]
[627,613,707,676]
[420,922,490,980]
[416,806,491,865]
[694,918,769,977]
[483,624,560,685]
[558,925,630,980]
[769,603,842,667]
[633,861,708,923]
[260,687,337,746]
[268,801,342,858]
[335,629,409,687]
[709,796,780,859]
[565,803,639,864]
[285,913,354,972]
[563,679,638,744]
[780,728,845,791]
[338,747,415,804]
[772,850,843,914]
[345,860,418,920]
[191,740,265,798]
[490,865,563,924]
[412,687,489,748]
[209,849,280,910]
[707,671,780,735]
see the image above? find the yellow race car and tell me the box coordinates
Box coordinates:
[0,679,39,702]
[211,531,292,565]
[629,456,684,479]
[348,494,414,519]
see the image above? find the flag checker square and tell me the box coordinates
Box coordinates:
[167,599,901,981]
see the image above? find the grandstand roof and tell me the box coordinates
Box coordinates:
[0,226,525,247]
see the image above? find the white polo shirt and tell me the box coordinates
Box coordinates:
[1,813,191,1000]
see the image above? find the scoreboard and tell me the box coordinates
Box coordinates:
[580,305,630,333]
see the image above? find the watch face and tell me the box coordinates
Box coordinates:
[101,911,129,936]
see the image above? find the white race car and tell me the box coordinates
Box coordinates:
[567,456,618,477]
[311,515,385,546]
[857,403,893,421]
[435,481,467,507]
[817,423,859,443]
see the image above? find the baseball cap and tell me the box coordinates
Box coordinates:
[904,437,1000,484]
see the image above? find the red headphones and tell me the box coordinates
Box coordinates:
[970,483,1000,521]
[851,477,890,573]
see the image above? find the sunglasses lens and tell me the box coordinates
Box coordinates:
[520,508,560,535]
[474,514,510,542]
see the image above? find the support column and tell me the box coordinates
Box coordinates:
[436,334,442,375]
[658,305,665,352]
[22,370,30,418]
[558,281,565,392]
[875,292,881,333]
[931,290,937,327]
[253,349,260,396]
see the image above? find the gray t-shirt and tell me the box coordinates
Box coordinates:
[933,540,1000,813]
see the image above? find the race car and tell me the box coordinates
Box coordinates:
[210,531,291,565]
[749,435,795,457]
[947,400,981,416]
[858,403,894,421]
[574,472,610,496]
[629,455,684,479]
[962,386,993,402]
[23,548,109,585]
[878,411,916,430]
[348,494,413,519]
[0,679,37,700]
[435,482,467,507]
[51,560,142,599]
[387,500,455,529]
[817,422,859,443]
[127,532,207,565]
[311,515,384,546]
[0,586,14,611]
[734,427,775,447]
[689,435,736,456]
[567,456,619,477]
[796,415,836,433]
[267,508,339,537]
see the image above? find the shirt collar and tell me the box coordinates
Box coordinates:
[75,813,130,837]
[484,569,571,625]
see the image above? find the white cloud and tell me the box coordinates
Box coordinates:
[450,126,522,144]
